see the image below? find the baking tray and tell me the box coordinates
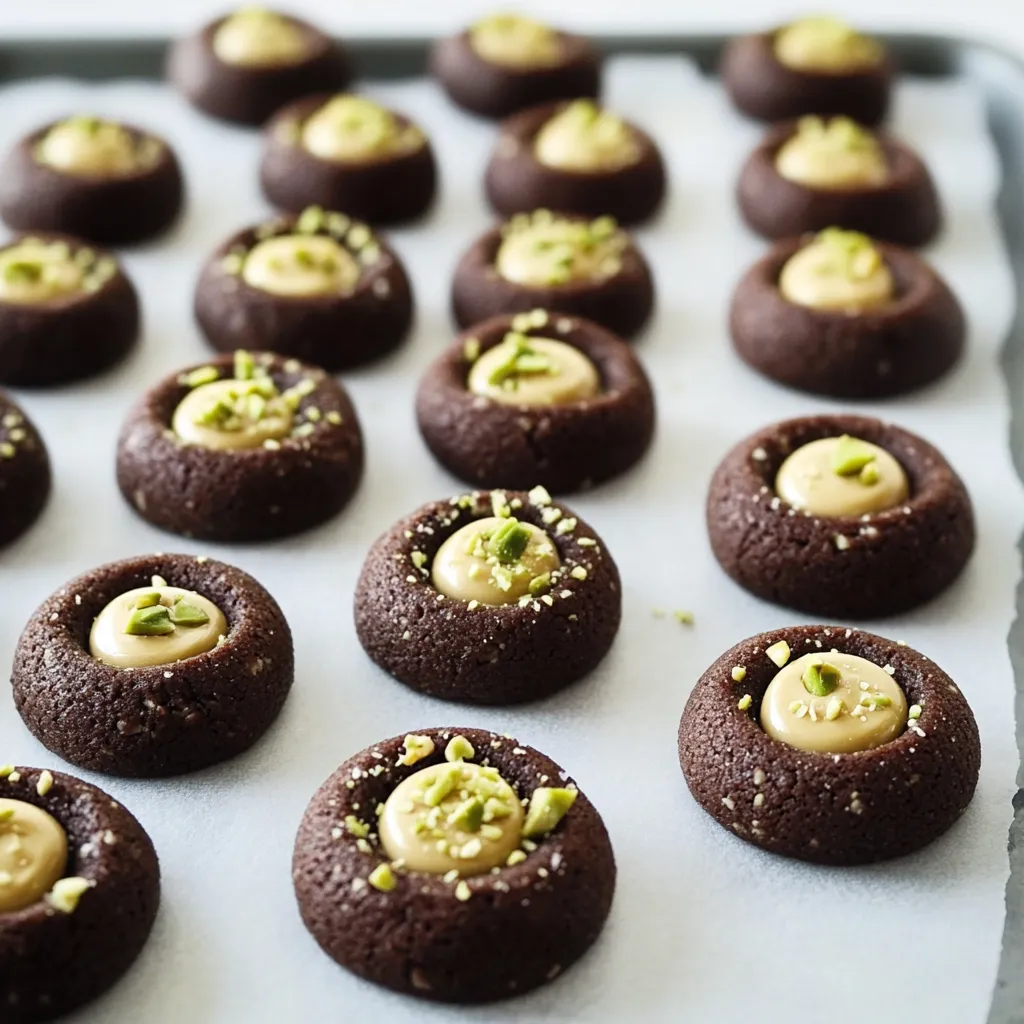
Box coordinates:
[0,30,1021,1024]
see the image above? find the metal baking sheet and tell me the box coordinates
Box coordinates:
[0,32,1021,1024]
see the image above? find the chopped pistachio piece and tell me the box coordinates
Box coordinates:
[487,518,531,563]
[124,605,175,636]
[766,640,791,667]
[455,880,472,901]
[731,666,747,682]
[825,696,846,720]
[183,366,220,389]
[802,660,840,697]
[522,787,577,839]
[449,796,484,833]
[345,814,370,839]
[424,765,462,807]
[444,735,475,763]
[133,591,161,609]
[46,877,92,914]
[397,734,435,766]
[506,849,527,866]
[528,572,552,595]
[859,462,880,486]
[528,484,552,506]
[908,704,922,720]
[860,692,893,708]
[368,863,397,892]
[234,349,256,381]
[831,434,877,477]
[737,694,752,711]
[168,600,211,628]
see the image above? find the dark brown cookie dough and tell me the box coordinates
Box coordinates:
[430,21,600,120]
[721,30,893,125]
[354,490,621,704]
[166,9,351,127]
[678,625,981,864]
[12,553,294,777]
[737,120,941,247]
[0,767,160,1023]
[116,352,364,542]
[416,310,655,492]
[730,235,965,398]
[706,414,975,618]
[293,727,615,1002]
[0,393,49,549]
[0,233,139,388]
[484,100,666,225]
[194,207,413,371]
[452,212,654,339]
[260,94,437,225]
[0,119,184,247]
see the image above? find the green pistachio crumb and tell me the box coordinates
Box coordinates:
[46,877,93,914]
[445,735,475,763]
[124,605,175,636]
[825,697,845,720]
[234,350,256,382]
[737,694,752,711]
[397,734,435,766]
[368,863,397,892]
[424,765,461,807]
[463,337,481,362]
[528,572,551,595]
[570,566,588,581]
[134,591,161,609]
[506,849,527,866]
[296,206,325,234]
[673,609,693,624]
[860,693,893,708]
[859,462,880,486]
[345,814,370,839]
[832,434,877,477]
[168,600,210,628]
[182,366,220,389]
[455,880,472,901]
[449,796,484,833]
[909,704,922,720]
[522,787,577,839]
[411,551,427,570]
[487,518,531,563]
[731,666,747,682]
[802,661,840,697]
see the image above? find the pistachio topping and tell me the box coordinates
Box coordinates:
[469,13,563,69]
[779,228,894,312]
[45,875,94,914]
[397,734,435,767]
[533,100,641,173]
[241,233,361,298]
[0,240,115,305]
[522,787,577,838]
[445,735,476,763]
[761,650,908,754]
[775,436,909,518]
[90,584,228,669]
[774,16,884,74]
[496,211,627,288]
[368,863,397,892]
[301,95,424,163]
[775,116,888,190]
[34,116,160,178]
[431,515,562,606]
[766,640,791,667]
[0,798,69,913]
[212,7,309,68]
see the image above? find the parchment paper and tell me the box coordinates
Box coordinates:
[0,55,1016,1024]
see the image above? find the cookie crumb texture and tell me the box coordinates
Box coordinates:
[292,728,615,1003]
[707,414,974,618]
[678,625,981,865]
[0,392,49,549]
[12,553,294,777]
[354,491,621,704]
[0,767,159,1022]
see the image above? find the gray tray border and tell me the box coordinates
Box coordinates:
[0,30,1020,1023]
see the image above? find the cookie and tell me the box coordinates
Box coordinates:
[706,414,974,618]
[0,116,184,247]
[293,727,615,1002]
[12,553,294,777]
[0,766,160,1022]
[0,233,139,387]
[194,206,413,371]
[0,392,49,549]
[261,94,437,225]
[416,309,655,492]
[116,351,364,542]
[354,489,621,704]
[484,100,666,225]
[452,210,654,339]
[678,625,981,864]
[729,229,965,398]
[430,14,600,120]
[166,7,351,127]
[737,116,941,247]
[721,18,894,125]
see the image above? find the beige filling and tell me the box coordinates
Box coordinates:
[431,516,561,606]
[533,100,641,173]
[468,335,600,406]
[775,435,909,518]
[172,378,294,451]
[0,241,85,305]
[89,584,228,669]
[469,13,563,68]
[774,16,884,74]
[0,798,68,914]
[34,117,160,178]
[379,762,524,876]
[241,234,360,298]
[212,7,309,67]
[301,95,424,163]
[775,116,889,190]
[496,215,626,287]
[761,651,908,754]
[779,229,894,312]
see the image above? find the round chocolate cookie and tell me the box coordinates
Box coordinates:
[706,414,974,618]
[260,94,437,225]
[116,351,364,542]
[166,7,351,127]
[354,489,621,704]
[416,309,655,492]
[0,116,184,247]
[0,233,139,387]
[0,766,160,1022]
[484,100,666,225]
[430,14,601,120]
[195,206,413,371]
[452,211,654,339]
[678,625,981,864]
[0,393,49,549]
[12,553,294,777]
[721,18,894,125]
[293,727,615,1003]
[729,229,965,398]
[737,117,941,247]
